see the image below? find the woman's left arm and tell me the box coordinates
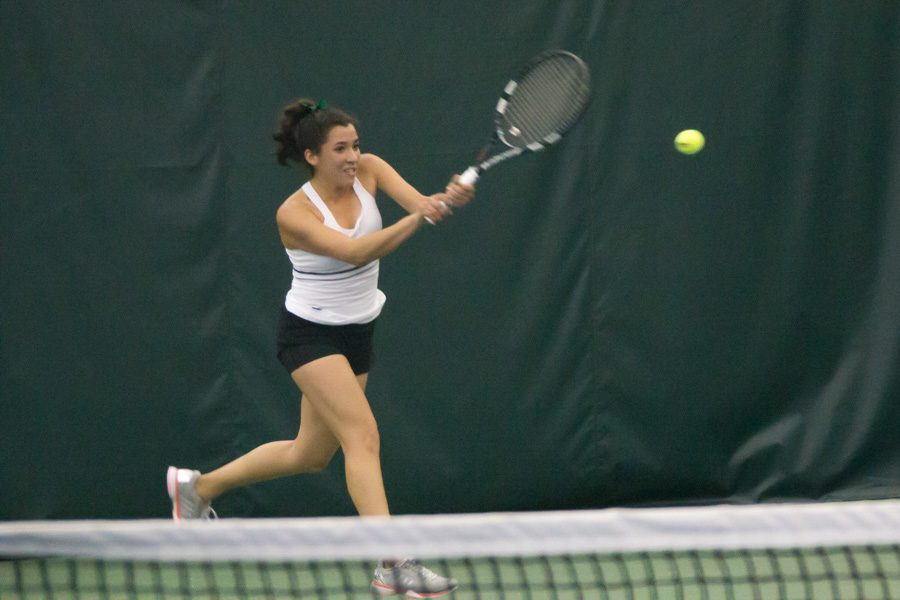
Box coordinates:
[360,154,474,220]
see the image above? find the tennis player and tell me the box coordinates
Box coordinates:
[168,98,473,597]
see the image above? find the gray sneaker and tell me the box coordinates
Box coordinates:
[166,466,215,520]
[371,559,457,597]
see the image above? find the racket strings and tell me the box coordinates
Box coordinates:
[500,55,589,147]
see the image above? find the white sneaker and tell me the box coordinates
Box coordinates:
[371,559,458,597]
[166,466,215,520]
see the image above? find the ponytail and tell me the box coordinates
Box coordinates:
[272,98,358,173]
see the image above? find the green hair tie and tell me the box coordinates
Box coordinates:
[315,99,327,111]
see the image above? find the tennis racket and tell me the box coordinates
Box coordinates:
[457,49,591,186]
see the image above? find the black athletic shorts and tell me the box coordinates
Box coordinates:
[276,306,376,375]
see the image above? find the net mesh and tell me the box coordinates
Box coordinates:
[499,51,591,148]
[3,500,900,599]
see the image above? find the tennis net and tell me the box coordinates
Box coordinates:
[2,499,899,599]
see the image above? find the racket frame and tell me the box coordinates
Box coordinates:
[460,50,590,185]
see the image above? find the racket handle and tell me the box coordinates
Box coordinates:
[425,199,451,226]
[459,166,480,186]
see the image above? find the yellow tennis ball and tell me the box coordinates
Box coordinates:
[674,129,705,155]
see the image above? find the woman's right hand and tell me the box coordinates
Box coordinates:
[422,193,454,224]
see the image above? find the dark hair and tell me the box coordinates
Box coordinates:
[273,98,358,173]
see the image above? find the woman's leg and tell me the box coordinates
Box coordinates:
[289,355,389,516]
[193,361,370,504]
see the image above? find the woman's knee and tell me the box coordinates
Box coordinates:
[304,450,335,473]
[343,420,381,457]
[288,441,336,474]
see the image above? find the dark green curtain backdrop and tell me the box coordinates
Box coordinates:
[2,1,898,519]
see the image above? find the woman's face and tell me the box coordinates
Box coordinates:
[307,124,360,184]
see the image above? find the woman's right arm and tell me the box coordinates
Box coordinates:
[276,199,425,267]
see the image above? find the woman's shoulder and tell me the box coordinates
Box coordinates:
[359,152,382,166]
[357,153,384,194]
[277,187,321,227]
[358,152,387,176]
[279,186,310,211]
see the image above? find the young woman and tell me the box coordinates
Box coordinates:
[167,98,474,597]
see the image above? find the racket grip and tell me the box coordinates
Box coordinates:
[459,166,480,186]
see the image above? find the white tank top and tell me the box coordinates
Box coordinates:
[284,180,386,325]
